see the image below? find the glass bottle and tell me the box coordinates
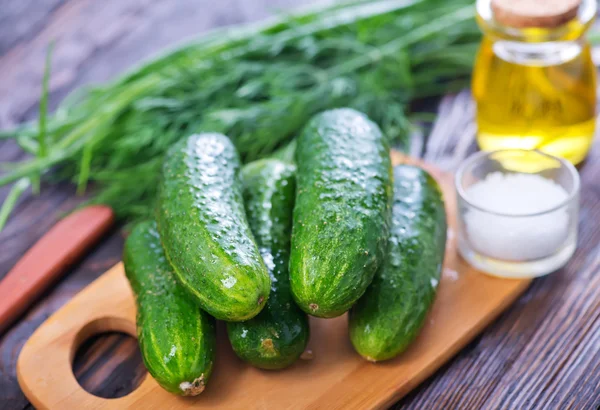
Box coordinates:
[472,0,597,165]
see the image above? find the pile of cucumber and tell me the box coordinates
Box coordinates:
[123,108,447,396]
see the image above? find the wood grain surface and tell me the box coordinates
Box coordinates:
[1,1,600,409]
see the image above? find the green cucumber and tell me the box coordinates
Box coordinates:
[156,133,270,321]
[123,221,216,395]
[290,108,393,318]
[349,165,447,362]
[227,159,309,370]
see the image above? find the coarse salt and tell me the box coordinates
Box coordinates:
[464,172,569,261]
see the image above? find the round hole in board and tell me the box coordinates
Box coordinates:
[71,317,146,399]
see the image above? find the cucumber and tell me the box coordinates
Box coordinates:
[290,108,393,318]
[227,159,309,370]
[156,133,270,321]
[123,221,216,396]
[349,165,447,362]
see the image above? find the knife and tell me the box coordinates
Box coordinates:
[0,205,114,334]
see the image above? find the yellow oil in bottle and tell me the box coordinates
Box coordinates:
[473,0,597,165]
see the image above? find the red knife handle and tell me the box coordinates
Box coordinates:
[0,205,114,334]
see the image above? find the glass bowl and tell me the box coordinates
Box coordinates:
[455,149,580,279]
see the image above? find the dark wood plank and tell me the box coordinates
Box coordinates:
[72,332,146,399]
[0,0,69,57]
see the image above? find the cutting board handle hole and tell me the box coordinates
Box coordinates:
[71,317,147,399]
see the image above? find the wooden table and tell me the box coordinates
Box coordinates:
[1,1,599,409]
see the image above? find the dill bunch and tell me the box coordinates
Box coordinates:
[0,0,480,229]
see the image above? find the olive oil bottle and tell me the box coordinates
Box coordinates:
[473,0,597,165]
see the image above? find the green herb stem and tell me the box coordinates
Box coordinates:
[0,178,30,231]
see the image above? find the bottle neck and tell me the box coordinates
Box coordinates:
[476,0,596,43]
[485,37,589,66]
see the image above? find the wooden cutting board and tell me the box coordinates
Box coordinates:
[17,154,532,409]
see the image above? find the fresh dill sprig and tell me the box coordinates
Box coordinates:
[0,178,29,231]
[0,0,481,230]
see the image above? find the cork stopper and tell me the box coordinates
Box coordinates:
[491,0,581,28]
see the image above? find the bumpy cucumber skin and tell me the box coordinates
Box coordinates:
[227,159,309,370]
[290,108,393,318]
[123,221,216,396]
[349,165,447,362]
[156,133,270,321]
